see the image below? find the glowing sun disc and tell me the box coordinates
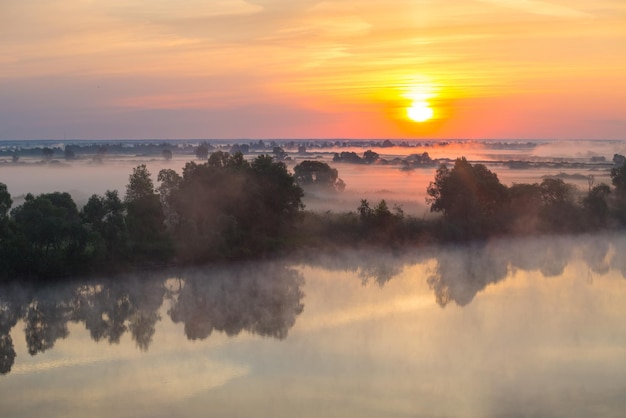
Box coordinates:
[407,101,434,123]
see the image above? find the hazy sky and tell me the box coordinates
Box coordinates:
[1,0,625,140]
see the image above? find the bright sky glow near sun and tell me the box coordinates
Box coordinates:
[1,0,625,140]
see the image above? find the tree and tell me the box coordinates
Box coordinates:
[64,146,76,161]
[164,152,303,262]
[93,146,107,163]
[582,183,611,228]
[506,183,543,234]
[157,169,182,230]
[161,149,172,161]
[10,192,91,277]
[124,165,172,262]
[426,157,509,238]
[0,183,11,219]
[293,160,345,192]
[273,146,287,160]
[42,147,54,161]
[537,178,581,232]
[125,164,155,203]
[81,190,127,263]
[0,183,13,279]
[195,144,209,160]
[363,150,380,164]
[611,161,626,194]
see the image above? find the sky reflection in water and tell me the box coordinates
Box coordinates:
[1,234,626,417]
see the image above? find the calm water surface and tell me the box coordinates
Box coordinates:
[1,234,626,417]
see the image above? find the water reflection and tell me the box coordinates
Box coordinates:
[300,233,622,308]
[0,263,304,375]
[168,264,304,340]
[1,234,625,377]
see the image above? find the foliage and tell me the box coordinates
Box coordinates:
[0,183,11,219]
[537,178,582,233]
[7,153,626,280]
[611,161,626,194]
[195,144,209,160]
[427,158,509,239]
[293,160,345,192]
[125,164,155,202]
[125,165,172,262]
[42,147,54,161]
[64,146,76,161]
[582,183,611,228]
[159,152,304,262]
[9,192,91,277]
[81,190,127,264]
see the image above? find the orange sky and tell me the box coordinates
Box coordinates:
[1,0,625,140]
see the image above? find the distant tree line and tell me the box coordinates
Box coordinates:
[424,157,625,240]
[3,153,626,280]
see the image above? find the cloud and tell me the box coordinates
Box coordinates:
[478,0,592,18]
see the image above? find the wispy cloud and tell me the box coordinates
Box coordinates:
[478,0,592,18]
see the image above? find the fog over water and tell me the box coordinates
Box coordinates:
[1,139,626,416]
[1,233,625,417]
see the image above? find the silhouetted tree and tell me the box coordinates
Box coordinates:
[165,152,303,262]
[10,192,91,277]
[538,178,582,232]
[42,147,54,161]
[0,183,11,219]
[81,190,127,264]
[125,165,172,262]
[363,150,380,164]
[161,149,172,161]
[582,184,611,228]
[93,146,107,163]
[64,146,76,161]
[427,158,509,239]
[272,146,287,160]
[506,183,543,234]
[293,160,345,192]
[195,144,209,160]
[157,169,182,230]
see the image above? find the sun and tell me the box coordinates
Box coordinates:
[407,100,434,123]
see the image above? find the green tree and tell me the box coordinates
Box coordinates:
[0,183,11,219]
[157,169,182,230]
[124,165,172,263]
[81,190,127,263]
[427,157,509,239]
[0,183,13,279]
[125,164,155,202]
[166,152,303,262]
[10,192,91,277]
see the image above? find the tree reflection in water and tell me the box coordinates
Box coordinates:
[0,234,624,376]
[168,263,304,340]
[0,263,305,375]
[306,234,619,308]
